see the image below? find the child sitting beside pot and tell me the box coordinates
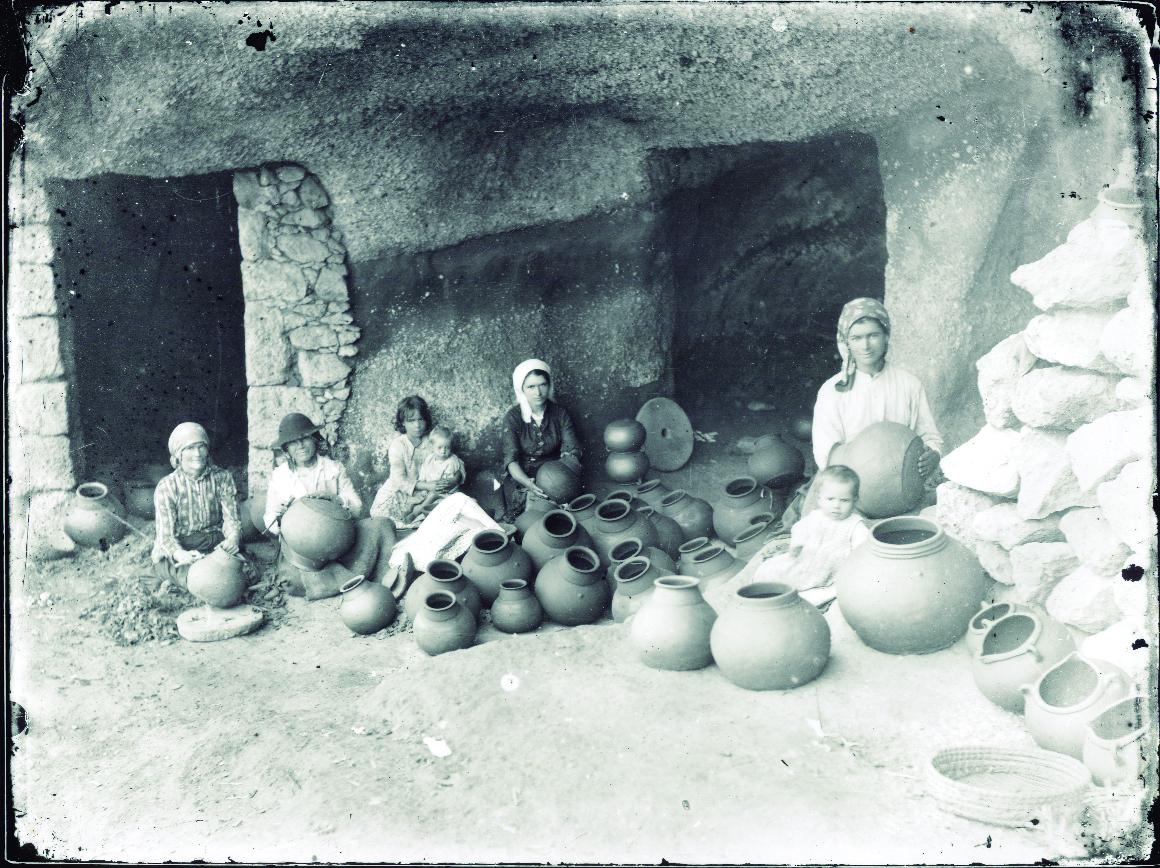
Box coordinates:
[403,425,467,524]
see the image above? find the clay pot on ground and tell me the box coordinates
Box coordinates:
[338,574,398,635]
[629,576,717,671]
[63,482,129,548]
[732,512,778,561]
[747,434,806,487]
[413,591,476,655]
[404,559,483,623]
[514,494,553,540]
[971,611,1076,713]
[677,536,712,564]
[710,582,831,690]
[460,529,534,606]
[611,556,665,623]
[490,579,543,634]
[606,538,675,593]
[655,489,714,543]
[535,546,610,626]
[836,516,989,655]
[635,479,671,508]
[281,496,356,566]
[637,506,682,561]
[604,418,647,453]
[186,547,248,608]
[564,493,600,535]
[1023,653,1131,759]
[606,450,650,485]
[535,460,582,504]
[522,510,595,571]
[1083,695,1148,786]
[124,481,157,519]
[827,421,925,519]
[607,489,647,511]
[588,498,660,569]
[965,602,1031,658]
[678,543,742,590]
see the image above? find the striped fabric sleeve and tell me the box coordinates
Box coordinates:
[152,477,180,562]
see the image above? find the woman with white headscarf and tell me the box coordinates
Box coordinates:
[500,358,583,522]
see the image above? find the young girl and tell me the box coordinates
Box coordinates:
[403,425,467,522]
[752,465,870,605]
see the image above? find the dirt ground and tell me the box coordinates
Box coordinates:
[9,400,1152,863]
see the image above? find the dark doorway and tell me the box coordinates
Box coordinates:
[46,172,248,482]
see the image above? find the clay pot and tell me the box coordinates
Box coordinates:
[535,546,610,626]
[637,506,682,561]
[186,547,247,608]
[281,496,356,565]
[710,582,831,690]
[971,611,1076,713]
[606,450,650,485]
[629,576,717,671]
[1092,185,1144,227]
[732,515,777,562]
[965,601,1031,658]
[1083,695,1148,786]
[604,418,647,453]
[490,579,544,634]
[712,476,775,544]
[828,421,925,519]
[635,479,672,508]
[564,493,600,535]
[655,489,714,543]
[123,481,157,519]
[513,494,553,540]
[678,543,742,590]
[139,461,171,485]
[588,499,660,569]
[607,489,647,511]
[677,536,712,564]
[1023,653,1131,759]
[606,538,675,592]
[338,575,398,635]
[404,559,483,623]
[611,556,665,623]
[836,516,989,655]
[460,529,534,606]
[413,591,476,656]
[522,510,595,571]
[63,482,129,548]
[747,434,805,487]
[535,460,582,504]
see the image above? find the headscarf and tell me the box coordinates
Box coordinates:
[167,422,210,468]
[512,358,554,423]
[834,297,891,393]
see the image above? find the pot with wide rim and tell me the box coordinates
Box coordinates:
[635,479,672,508]
[521,509,595,571]
[460,528,534,605]
[606,537,675,593]
[712,476,775,544]
[606,450,650,485]
[971,610,1076,713]
[63,482,129,548]
[404,559,482,623]
[588,499,659,569]
[281,496,357,565]
[732,512,778,561]
[187,547,248,608]
[611,555,665,623]
[413,591,476,655]
[637,506,682,561]
[1022,653,1131,759]
[490,579,544,634]
[966,601,1032,658]
[629,576,717,671]
[677,536,712,564]
[535,546,610,626]
[1083,694,1149,786]
[606,489,648,511]
[338,575,398,635]
[655,489,714,543]
[678,543,742,589]
[513,493,553,540]
[564,493,600,535]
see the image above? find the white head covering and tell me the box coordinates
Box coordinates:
[512,358,554,423]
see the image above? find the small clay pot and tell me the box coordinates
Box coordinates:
[606,451,650,485]
[629,576,717,671]
[63,482,128,548]
[535,460,582,504]
[1023,653,1130,759]
[404,559,483,623]
[535,546,610,626]
[604,418,647,453]
[637,506,682,561]
[522,510,595,570]
[339,575,398,635]
[678,544,742,590]
[490,579,543,634]
[732,512,778,561]
[1083,695,1148,786]
[971,610,1076,713]
[677,536,712,564]
[187,547,248,608]
[564,493,600,536]
[611,556,664,623]
[655,490,714,543]
[460,529,534,606]
[635,479,672,508]
[713,476,776,544]
[747,434,805,487]
[413,591,476,655]
[281,496,356,565]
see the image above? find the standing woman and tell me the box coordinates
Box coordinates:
[500,358,582,522]
[263,412,363,536]
[370,396,456,529]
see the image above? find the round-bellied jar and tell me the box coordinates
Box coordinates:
[611,555,665,623]
[187,547,248,608]
[604,418,647,453]
[490,579,544,634]
[460,528,534,606]
[413,591,476,655]
[637,506,682,561]
[971,610,1076,713]
[678,543,742,590]
[588,499,660,570]
[63,482,128,548]
[521,509,595,571]
[655,489,714,543]
[1023,653,1130,759]
[629,576,717,671]
[404,559,482,623]
[535,546,610,626]
[281,496,357,565]
[338,575,398,635]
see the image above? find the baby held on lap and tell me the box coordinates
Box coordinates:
[752,465,870,605]
[404,425,467,523]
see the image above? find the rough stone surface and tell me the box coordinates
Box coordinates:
[975,540,1013,585]
[1058,507,1132,576]
[277,233,331,264]
[1099,305,1155,381]
[10,225,54,264]
[1010,366,1123,430]
[1013,427,1098,520]
[1112,551,1154,632]
[10,262,58,317]
[7,178,50,224]
[22,490,78,560]
[1008,541,1079,605]
[1096,460,1154,551]
[276,165,306,183]
[933,481,1002,554]
[236,209,270,261]
[247,386,324,450]
[1080,620,1154,687]
[283,209,327,229]
[975,333,1036,429]
[10,434,76,492]
[940,425,1021,497]
[971,503,1062,550]
[240,260,308,302]
[1045,564,1119,633]
[297,352,352,388]
[1022,310,1118,373]
[1065,407,1152,491]
[13,381,70,436]
[14,316,64,383]
[1115,376,1152,406]
[243,304,291,386]
[288,325,339,351]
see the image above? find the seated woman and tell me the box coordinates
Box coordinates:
[263,412,363,535]
[500,358,582,522]
[152,422,244,589]
[370,396,458,529]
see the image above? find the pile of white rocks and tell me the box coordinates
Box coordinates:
[934,189,1155,684]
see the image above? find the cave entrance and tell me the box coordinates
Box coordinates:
[646,133,888,474]
[46,172,248,487]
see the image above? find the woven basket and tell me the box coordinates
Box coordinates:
[926,746,1092,828]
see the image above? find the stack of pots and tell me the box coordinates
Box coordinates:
[604,419,650,485]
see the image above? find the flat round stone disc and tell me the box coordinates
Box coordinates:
[177,604,264,642]
[636,398,694,472]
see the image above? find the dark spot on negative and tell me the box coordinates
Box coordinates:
[678,55,693,68]
[1132,639,1148,650]
[1122,564,1144,582]
[936,116,946,122]
[246,30,276,51]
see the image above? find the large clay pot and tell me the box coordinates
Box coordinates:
[564,493,599,536]
[338,575,398,635]
[611,555,665,623]
[712,476,775,544]
[655,489,714,543]
[710,582,831,690]
[747,434,805,487]
[1023,653,1131,759]
[513,494,552,540]
[460,529,534,606]
[535,546,610,626]
[678,543,742,590]
[413,591,476,655]
[490,579,544,634]
[629,576,717,671]
[604,418,647,453]
[63,482,129,548]
[522,510,595,571]
[124,481,157,519]
[677,536,712,564]
[404,559,483,623]
[965,601,1031,658]
[636,479,672,508]
[828,421,925,519]
[535,460,582,504]
[732,512,778,561]
[606,450,650,485]
[637,506,682,561]
[1083,695,1148,786]
[186,547,248,608]
[971,611,1076,713]
[281,496,356,566]
[836,516,989,655]
[588,499,660,569]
